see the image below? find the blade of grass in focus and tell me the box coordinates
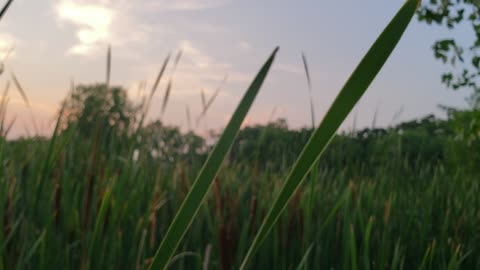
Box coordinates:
[148,47,279,270]
[240,0,420,268]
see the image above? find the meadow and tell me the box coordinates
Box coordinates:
[1,0,480,269]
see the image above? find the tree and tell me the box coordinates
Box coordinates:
[141,121,206,163]
[418,1,480,106]
[61,83,139,139]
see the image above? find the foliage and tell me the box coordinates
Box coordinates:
[3,0,480,269]
[141,121,206,163]
[1,112,479,269]
[61,83,139,139]
[418,0,480,105]
[444,107,480,171]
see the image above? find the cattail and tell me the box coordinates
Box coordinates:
[454,211,465,238]
[53,175,62,228]
[83,124,101,231]
[202,244,212,270]
[248,162,259,234]
[3,186,11,239]
[287,188,302,247]
[178,166,190,200]
[225,193,239,269]
[213,179,228,270]
[349,180,357,207]
[334,212,342,255]
[297,209,304,245]
[149,171,161,249]
[383,198,391,225]
[53,151,64,228]
[248,195,257,235]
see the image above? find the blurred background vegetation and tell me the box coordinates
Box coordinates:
[1,0,480,269]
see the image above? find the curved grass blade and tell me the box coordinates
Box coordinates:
[86,186,112,270]
[17,229,46,270]
[160,79,172,116]
[196,75,228,125]
[11,72,39,134]
[201,89,206,110]
[147,54,171,108]
[240,1,420,268]
[0,0,15,21]
[148,47,279,270]
[301,52,315,128]
[11,72,30,107]
[294,242,314,270]
[173,49,183,72]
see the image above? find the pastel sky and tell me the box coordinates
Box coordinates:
[0,0,473,138]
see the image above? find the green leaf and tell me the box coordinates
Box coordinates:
[147,47,279,270]
[240,0,420,268]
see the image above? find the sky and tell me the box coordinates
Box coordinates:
[0,0,474,138]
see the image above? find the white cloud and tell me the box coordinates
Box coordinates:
[143,0,231,11]
[179,40,214,69]
[56,1,114,55]
[0,33,17,60]
[56,0,151,56]
[134,40,249,102]
[175,40,249,83]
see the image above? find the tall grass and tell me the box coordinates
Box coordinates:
[147,47,279,270]
[241,1,420,267]
[2,0,479,269]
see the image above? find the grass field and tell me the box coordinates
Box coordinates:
[1,0,480,269]
[1,124,479,269]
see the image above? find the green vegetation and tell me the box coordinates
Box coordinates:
[418,0,480,101]
[1,0,480,269]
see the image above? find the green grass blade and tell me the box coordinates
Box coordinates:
[363,216,374,270]
[147,47,279,270]
[349,224,358,270]
[17,229,46,270]
[106,45,111,87]
[86,186,112,270]
[295,242,314,270]
[240,1,419,268]
[34,100,69,212]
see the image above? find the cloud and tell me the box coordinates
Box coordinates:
[134,40,250,102]
[142,0,231,11]
[175,40,249,83]
[56,0,151,56]
[0,33,17,60]
[274,64,304,75]
[56,0,114,55]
